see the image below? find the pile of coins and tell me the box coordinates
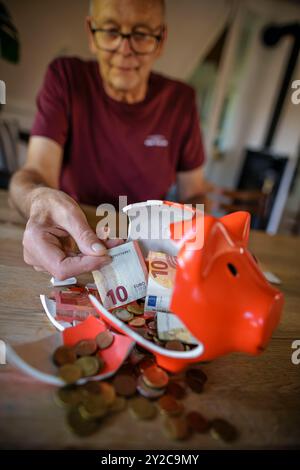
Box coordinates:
[52,296,237,443]
[53,331,114,383]
[113,299,194,352]
[53,338,237,442]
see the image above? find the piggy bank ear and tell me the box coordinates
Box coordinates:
[201,222,235,277]
[220,211,250,245]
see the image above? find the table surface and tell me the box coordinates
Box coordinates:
[0,190,299,450]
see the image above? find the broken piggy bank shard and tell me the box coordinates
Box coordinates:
[40,294,74,331]
[90,201,284,373]
[7,315,135,385]
[123,200,196,257]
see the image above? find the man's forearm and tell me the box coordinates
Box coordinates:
[9,168,49,219]
[182,193,206,205]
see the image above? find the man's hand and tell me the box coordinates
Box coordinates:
[176,167,215,204]
[22,187,122,279]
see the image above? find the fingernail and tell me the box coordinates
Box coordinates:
[92,242,106,253]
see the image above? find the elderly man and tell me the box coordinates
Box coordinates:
[9,0,207,280]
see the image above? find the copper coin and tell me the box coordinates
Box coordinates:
[186,368,207,384]
[143,365,169,389]
[136,375,165,399]
[129,396,156,420]
[129,317,146,328]
[53,346,77,366]
[158,395,184,416]
[186,376,204,393]
[210,418,238,442]
[165,340,185,351]
[96,330,114,350]
[163,416,189,440]
[75,339,98,357]
[113,373,137,397]
[185,368,207,393]
[59,364,82,384]
[166,381,186,400]
[186,411,210,433]
[129,347,145,365]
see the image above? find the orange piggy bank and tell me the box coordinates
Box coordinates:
[90,201,284,373]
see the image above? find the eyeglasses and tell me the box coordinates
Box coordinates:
[90,23,164,55]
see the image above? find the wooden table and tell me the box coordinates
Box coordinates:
[0,190,300,450]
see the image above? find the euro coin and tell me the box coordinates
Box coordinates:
[75,356,103,377]
[186,411,210,433]
[143,365,169,389]
[67,406,99,437]
[59,363,82,384]
[53,346,77,366]
[113,373,137,397]
[129,396,156,420]
[96,330,114,350]
[157,395,184,416]
[75,339,98,357]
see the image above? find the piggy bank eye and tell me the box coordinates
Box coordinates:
[227,263,238,277]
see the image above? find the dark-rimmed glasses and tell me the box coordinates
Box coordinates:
[89,22,164,55]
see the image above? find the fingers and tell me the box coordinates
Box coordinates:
[53,253,112,279]
[22,201,125,280]
[23,227,112,280]
[97,226,125,249]
[62,207,107,256]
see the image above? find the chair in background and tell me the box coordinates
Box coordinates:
[204,185,273,229]
[0,117,29,189]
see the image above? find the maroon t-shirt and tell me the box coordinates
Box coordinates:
[31,57,205,207]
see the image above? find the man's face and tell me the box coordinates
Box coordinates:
[87,0,165,94]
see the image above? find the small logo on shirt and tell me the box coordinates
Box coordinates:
[144,134,168,147]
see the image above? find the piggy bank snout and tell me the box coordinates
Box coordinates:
[241,288,284,354]
[259,290,284,350]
